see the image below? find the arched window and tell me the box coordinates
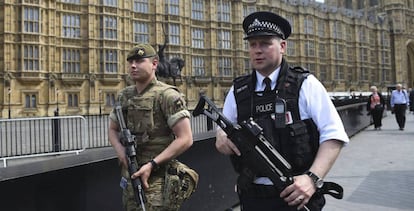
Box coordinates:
[106,93,111,106]
[74,94,78,106]
[111,94,116,106]
[25,94,37,108]
[68,93,79,107]
[68,94,73,106]
[31,95,37,107]
[25,95,31,108]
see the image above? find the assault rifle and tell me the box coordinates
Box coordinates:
[193,95,343,211]
[115,103,147,211]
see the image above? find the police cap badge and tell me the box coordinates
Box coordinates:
[242,11,292,40]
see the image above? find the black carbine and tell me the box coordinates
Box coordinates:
[115,103,147,211]
[193,95,343,211]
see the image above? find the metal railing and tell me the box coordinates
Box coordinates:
[0,100,369,168]
[0,116,88,167]
[0,112,216,167]
[86,115,111,148]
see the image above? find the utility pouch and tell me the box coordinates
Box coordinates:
[287,120,318,173]
[289,121,308,136]
[163,160,199,209]
[127,97,154,135]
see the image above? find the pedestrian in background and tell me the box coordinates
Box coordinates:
[215,11,349,211]
[367,86,386,130]
[390,84,409,130]
[408,88,414,114]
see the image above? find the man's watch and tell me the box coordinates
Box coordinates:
[305,171,324,189]
[149,159,159,171]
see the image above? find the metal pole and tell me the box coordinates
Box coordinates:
[99,89,102,115]
[53,88,61,152]
[8,88,11,119]
[55,88,59,116]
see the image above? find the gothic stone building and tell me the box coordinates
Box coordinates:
[1,0,413,118]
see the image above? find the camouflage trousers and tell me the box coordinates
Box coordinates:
[121,169,181,211]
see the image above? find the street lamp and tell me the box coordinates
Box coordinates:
[8,88,11,119]
[55,88,59,116]
[99,89,102,115]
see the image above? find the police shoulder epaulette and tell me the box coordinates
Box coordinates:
[233,74,251,95]
[289,66,309,74]
[233,74,250,83]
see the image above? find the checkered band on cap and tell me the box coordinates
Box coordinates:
[242,11,291,40]
[247,18,286,39]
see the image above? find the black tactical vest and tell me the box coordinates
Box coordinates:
[232,59,319,176]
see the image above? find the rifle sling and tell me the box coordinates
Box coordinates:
[319,181,344,199]
[238,167,343,199]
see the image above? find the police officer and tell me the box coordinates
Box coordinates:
[108,44,194,211]
[215,11,349,211]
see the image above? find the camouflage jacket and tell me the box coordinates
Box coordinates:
[109,78,190,163]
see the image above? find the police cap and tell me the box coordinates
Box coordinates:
[126,44,157,61]
[242,11,292,40]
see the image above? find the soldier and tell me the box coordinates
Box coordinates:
[108,44,198,211]
[215,11,349,210]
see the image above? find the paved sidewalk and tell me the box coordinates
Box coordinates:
[324,111,414,211]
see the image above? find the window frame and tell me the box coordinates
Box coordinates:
[23,7,40,34]
[133,21,149,43]
[133,0,149,13]
[24,93,38,109]
[217,29,231,49]
[67,93,79,107]
[101,16,118,40]
[191,28,205,48]
[191,0,204,20]
[62,49,81,73]
[23,45,40,71]
[100,49,118,73]
[218,57,232,77]
[192,56,205,76]
[62,13,81,38]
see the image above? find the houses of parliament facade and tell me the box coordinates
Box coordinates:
[1,0,413,118]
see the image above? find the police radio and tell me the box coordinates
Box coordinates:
[273,98,286,128]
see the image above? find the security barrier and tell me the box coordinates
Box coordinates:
[0,113,216,168]
[0,116,87,167]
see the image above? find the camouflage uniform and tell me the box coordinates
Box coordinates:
[109,77,191,210]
